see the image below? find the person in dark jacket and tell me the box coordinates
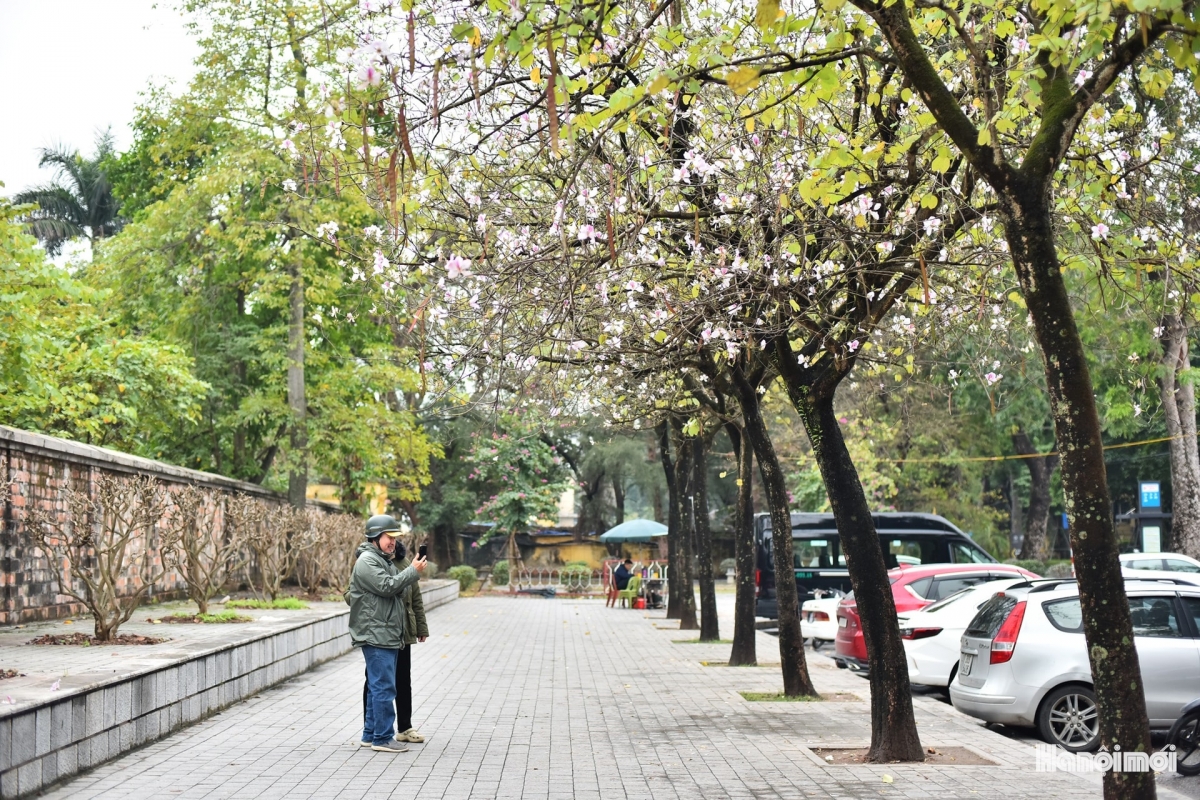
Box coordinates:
[607,558,635,607]
[348,514,426,753]
[362,542,430,743]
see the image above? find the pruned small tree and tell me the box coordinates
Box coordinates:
[26,473,167,640]
[295,512,362,595]
[161,485,248,614]
[243,502,321,601]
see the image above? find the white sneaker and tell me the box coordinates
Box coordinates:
[398,728,425,743]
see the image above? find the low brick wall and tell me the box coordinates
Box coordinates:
[0,580,459,798]
[0,426,334,625]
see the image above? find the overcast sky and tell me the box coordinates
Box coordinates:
[0,0,199,197]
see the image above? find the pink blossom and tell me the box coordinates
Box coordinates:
[985,372,1002,385]
[1091,223,1109,240]
[446,254,472,279]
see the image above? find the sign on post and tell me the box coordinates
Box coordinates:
[1139,481,1162,511]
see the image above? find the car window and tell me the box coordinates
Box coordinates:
[793,538,836,568]
[1182,597,1200,634]
[1127,558,1164,571]
[922,587,974,613]
[930,575,988,600]
[905,577,934,599]
[885,537,937,567]
[966,595,1018,638]
[950,541,992,564]
[1128,596,1183,638]
[1166,559,1200,574]
[1044,599,1084,633]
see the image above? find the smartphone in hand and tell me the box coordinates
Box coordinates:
[418,544,428,560]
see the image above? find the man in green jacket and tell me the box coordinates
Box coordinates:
[361,543,430,744]
[348,514,426,753]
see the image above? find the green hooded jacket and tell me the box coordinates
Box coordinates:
[347,542,420,649]
[395,556,430,645]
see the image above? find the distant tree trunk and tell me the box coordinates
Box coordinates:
[286,259,307,509]
[726,421,757,666]
[1008,472,1024,554]
[672,420,699,631]
[612,475,626,526]
[658,421,683,619]
[233,288,248,477]
[731,366,816,697]
[791,389,921,760]
[692,435,719,642]
[1161,315,1200,559]
[430,523,457,568]
[1013,429,1060,561]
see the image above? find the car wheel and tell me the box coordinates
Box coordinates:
[1038,685,1100,752]
[811,639,824,651]
[1167,710,1200,776]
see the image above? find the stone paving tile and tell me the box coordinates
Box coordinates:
[32,592,1194,799]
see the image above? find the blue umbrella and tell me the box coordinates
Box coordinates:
[598,519,669,542]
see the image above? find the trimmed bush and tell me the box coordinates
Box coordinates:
[447,565,478,592]
[491,560,509,586]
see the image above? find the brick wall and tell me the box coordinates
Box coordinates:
[0,426,327,625]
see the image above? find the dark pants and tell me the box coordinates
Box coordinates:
[363,644,412,734]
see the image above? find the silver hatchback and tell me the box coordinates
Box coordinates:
[950,579,1200,751]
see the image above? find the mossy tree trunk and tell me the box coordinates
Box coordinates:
[657,420,684,620]
[672,419,699,630]
[726,421,757,666]
[731,362,817,697]
[691,434,719,641]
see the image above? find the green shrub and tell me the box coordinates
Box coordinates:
[225,597,308,610]
[422,561,439,579]
[447,565,478,592]
[559,563,593,590]
[719,558,737,573]
[491,560,509,586]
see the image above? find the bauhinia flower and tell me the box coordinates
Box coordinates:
[446,254,472,279]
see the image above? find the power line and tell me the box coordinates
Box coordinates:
[892,433,1184,465]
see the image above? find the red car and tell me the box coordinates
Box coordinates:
[833,563,1039,675]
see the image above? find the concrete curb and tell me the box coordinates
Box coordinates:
[0,580,458,799]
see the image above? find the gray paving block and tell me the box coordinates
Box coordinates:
[2,766,19,798]
[0,717,10,772]
[51,700,72,750]
[34,706,51,758]
[113,681,132,725]
[39,750,57,789]
[133,674,156,717]
[17,758,41,795]
[157,666,179,704]
[10,712,35,768]
[84,689,104,737]
[56,743,77,778]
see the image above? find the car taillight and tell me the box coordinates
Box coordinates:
[989,600,1027,664]
[755,570,761,598]
[900,627,942,640]
[812,611,829,622]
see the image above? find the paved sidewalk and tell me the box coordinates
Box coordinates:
[35,593,1194,799]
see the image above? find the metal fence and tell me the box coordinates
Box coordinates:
[514,568,602,593]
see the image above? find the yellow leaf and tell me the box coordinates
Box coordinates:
[530,65,541,83]
[726,66,760,95]
[882,774,894,784]
[754,0,781,29]
[648,74,671,95]
[745,116,756,133]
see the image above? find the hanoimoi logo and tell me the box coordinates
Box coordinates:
[1035,743,1176,773]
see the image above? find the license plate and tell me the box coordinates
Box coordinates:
[838,616,847,628]
[961,654,974,676]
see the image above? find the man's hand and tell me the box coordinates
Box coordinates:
[418,636,427,643]
[413,555,428,572]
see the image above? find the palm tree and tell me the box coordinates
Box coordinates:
[13,131,123,255]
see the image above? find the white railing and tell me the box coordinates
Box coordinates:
[514,568,602,593]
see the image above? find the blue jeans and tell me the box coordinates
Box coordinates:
[361,645,399,745]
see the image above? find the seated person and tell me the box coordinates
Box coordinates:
[607,558,635,607]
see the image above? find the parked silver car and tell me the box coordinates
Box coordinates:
[950,578,1200,751]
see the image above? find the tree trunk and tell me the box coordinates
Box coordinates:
[657,421,683,619]
[672,422,699,631]
[286,260,307,509]
[1008,472,1024,554]
[726,421,757,666]
[1004,195,1152,798]
[731,369,816,697]
[1161,314,1200,559]
[691,435,719,642]
[792,390,922,760]
[1013,429,1060,561]
[613,475,626,526]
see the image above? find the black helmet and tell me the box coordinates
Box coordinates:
[365,514,402,539]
